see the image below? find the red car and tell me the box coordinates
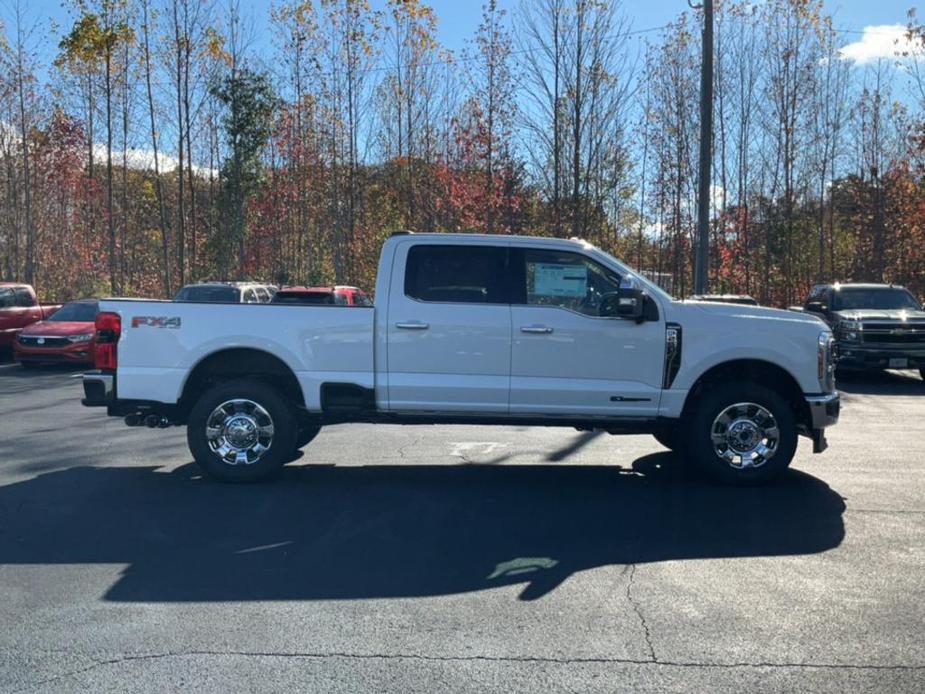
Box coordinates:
[0,283,62,351]
[14,300,99,367]
[271,285,372,306]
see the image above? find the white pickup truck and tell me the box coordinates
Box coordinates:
[82,232,840,485]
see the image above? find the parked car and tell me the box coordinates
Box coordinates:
[0,283,62,352]
[14,299,99,367]
[173,282,276,304]
[83,232,839,486]
[689,294,759,306]
[271,286,373,306]
[802,283,925,379]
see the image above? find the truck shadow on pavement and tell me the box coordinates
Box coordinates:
[836,369,924,395]
[0,454,846,603]
[0,362,87,396]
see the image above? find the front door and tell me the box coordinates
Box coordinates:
[509,247,665,417]
[385,242,512,413]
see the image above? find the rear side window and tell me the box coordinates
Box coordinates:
[0,288,14,308]
[404,245,508,304]
[254,287,269,303]
[14,287,35,307]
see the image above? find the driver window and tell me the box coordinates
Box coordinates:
[523,249,622,316]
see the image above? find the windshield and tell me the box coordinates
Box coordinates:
[589,245,675,302]
[174,285,240,303]
[49,301,98,322]
[832,288,921,311]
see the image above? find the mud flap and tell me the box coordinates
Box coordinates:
[812,429,828,454]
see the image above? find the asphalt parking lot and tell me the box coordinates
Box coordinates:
[0,360,923,693]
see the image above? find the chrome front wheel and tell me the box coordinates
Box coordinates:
[710,402,780,469]
[687,383,797,485]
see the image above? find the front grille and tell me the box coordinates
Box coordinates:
[17,336,70,348]
[860,323,925,345]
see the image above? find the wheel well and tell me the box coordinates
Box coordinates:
[179,348,305,419]
[682,359,812,431]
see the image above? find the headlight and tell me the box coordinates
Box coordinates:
[837,320,861,341]
[818,331,835,391]
[67,333,94,343]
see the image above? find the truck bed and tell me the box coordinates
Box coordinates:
[103,299,375,408]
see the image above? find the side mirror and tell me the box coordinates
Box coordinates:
[614,279,646,323]
[806,301,827,315]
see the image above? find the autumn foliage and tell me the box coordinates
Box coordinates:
[0,0,924,305]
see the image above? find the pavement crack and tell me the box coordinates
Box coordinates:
[14,648,925,691]
[395,434,426,460]
[625,563,658,663]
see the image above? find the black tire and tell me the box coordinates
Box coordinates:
[685,382,797,486]
[187,379,298,483]
[295,423,322,449]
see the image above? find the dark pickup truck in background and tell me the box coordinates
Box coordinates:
[0,283,62,353]
[802,283,925,380]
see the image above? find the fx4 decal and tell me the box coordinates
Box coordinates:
[132,316,181,329]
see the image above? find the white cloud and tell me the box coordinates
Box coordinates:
[91,143,217,178]
[839,24,922,64]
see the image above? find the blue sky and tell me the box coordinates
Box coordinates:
[0,0,920,69]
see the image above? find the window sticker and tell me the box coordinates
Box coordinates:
[533,263,588,297]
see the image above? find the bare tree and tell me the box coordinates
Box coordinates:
[141,0,171,293]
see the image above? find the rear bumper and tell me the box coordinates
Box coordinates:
[82,371,115,407]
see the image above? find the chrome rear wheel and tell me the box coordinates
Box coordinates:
[205,399,275,466]
[188,380,297,483]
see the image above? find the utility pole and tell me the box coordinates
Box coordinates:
[692,0,713,295]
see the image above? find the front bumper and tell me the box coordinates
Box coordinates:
[806,392,840,429]
[804,392,840,454]
[82,370,115,407]
[14,341,96,364]
[836,343,925,370]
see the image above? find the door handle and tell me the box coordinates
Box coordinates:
[396,321,429,330]
[520,325,553,334]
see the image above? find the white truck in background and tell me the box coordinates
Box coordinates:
[82,232,840,485]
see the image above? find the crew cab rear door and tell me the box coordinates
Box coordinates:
[508,246,665,417]
[385,241,511,413]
